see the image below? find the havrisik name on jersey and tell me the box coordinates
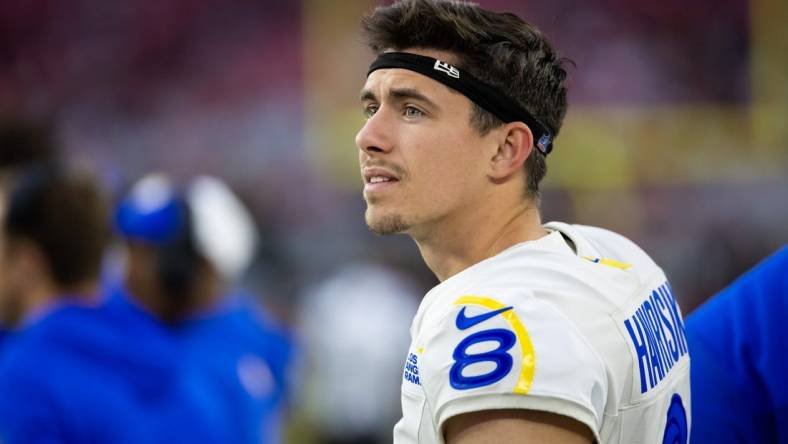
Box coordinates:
[624,282,688,393]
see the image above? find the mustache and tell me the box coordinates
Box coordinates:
[361,161,406,178]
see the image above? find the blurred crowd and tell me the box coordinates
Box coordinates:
[0,0,785,443]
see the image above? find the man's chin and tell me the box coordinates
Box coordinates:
[365,211,409,235]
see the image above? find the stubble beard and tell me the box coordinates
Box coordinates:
[365,207,410,235]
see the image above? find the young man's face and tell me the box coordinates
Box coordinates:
[356,49,496,237]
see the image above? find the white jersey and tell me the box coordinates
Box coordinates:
[394,222,691,444]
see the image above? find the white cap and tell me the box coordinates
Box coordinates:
[187,176,258,281]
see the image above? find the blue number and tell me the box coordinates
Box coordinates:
[662,394,688,444]
[450,328,516,390]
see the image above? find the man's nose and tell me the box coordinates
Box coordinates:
[356,109,393,156]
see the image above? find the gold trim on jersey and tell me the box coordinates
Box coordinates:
[581,256,632,270]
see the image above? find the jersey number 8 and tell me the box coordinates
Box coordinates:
[450,329,516,390]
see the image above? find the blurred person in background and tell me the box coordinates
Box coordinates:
[685,245,788,444]
[109,173,294,444]
[296,261,419,444]
[356,1,690,443]
[0,127,234,443]
[0,165,189,443]
[0,119,58,347]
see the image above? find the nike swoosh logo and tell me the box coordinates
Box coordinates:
[455,306,513,330]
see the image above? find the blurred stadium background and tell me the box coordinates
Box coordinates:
[1,0,786,442]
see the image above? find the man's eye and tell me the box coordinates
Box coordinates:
[363,104,379,118]
[404,106,424,118]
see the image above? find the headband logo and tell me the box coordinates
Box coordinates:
[537,134,552,154]
[434,60,460,79]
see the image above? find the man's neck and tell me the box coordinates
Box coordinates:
[20,279,99,327]
[413,198,547,282]
[125,271,222,323]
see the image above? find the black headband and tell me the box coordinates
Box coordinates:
[368,52,554,155]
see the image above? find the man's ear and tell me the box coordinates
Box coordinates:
[488,122,534,182]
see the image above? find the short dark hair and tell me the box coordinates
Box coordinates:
[4,165,110,288]
[361,0,569,200]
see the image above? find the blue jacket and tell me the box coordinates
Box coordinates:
[0,300,223,444]
[686,246,788,444]
[102,286,294,444]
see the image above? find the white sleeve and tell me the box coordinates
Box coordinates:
[419,289,607,441]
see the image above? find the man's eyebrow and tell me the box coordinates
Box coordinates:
[359,87,439,109]
[388,88,438,108]
[360,89,377,103]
